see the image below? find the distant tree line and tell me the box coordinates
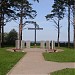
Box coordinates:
[3,29,17,47]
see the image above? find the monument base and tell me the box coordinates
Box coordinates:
[34,44,36,48]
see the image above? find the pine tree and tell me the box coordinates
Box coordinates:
[0,0,16,47]
[73,0,75,48]
[46,0,65,48]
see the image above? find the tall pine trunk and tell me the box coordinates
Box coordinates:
[68,4,70,48]
[0,2,2,48]
[1,25,4,47]
[58,18,60,48]
[73,0,75,49]
[1,14,4,47]
[0,24,1,48]
[20,15,22,41]
[19,3,23,49]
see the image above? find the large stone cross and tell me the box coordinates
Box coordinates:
[28,24,43,46]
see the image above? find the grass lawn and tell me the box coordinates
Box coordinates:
[50,68,75,75]
[0,48,25,75]
[43,48,75,62]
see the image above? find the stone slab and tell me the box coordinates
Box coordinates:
[26,41,30,48]
[46,41,50,49]
[15,40,20,49]
[40,41,45,48]
[21,40,25,49]
[51,40,55,50]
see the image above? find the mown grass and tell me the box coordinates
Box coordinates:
[0,48,25,75]
[50,68,75,75]
[43,48,75,62]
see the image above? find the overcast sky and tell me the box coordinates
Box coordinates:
[4,0,73,42]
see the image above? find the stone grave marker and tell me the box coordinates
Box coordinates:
[46,41,50,49]
[15,40,20,49]
[21,40,25,49]
[26,41,30,48]
[40,41,45,48]
[51,40,55,50]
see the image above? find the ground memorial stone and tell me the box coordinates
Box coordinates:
[15,40,20,49]
[40,41,45,48]
[15,40,25,49]
[46,41,50,49]
[51,40,55,50]
[21,40,25,49]
[26,41,30,48]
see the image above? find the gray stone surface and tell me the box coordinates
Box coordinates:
[46,41,50,49]
[40,41,45,49]
[15,40,25,49]
[26,41,30,48]
[21,40,25,49]
[15,40,20,49]
[51,40,55,50]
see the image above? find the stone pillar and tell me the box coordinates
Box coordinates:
[51,40,55,50]
[21,40,25,49]
[15,40,20,49]
[26,41,30,48]
[40,41,45,48]
[46,41,50,49]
